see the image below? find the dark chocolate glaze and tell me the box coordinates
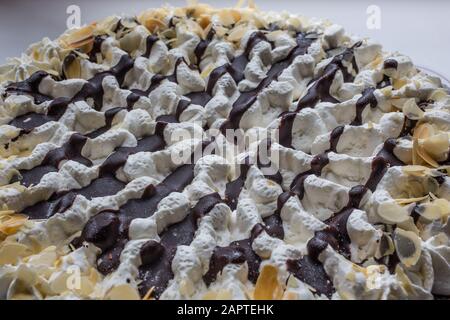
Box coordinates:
[286,256,334,298]
[17,133,91,187]
[290,153,329,200]
[138,192,223,298]
[194,29,216,65]
[375,138,404,167]
[5,71,53,104]
[7,54,134,131]
[328,125,344,153]
[143,35,159,59]
[87,107,124,139]
[296,42,360,111]
[203,237,261,286]
[221,33,317,132]
[21,126,166,219]
[77,141,214,277]
[351,87,377,126]
[225,160,250,211]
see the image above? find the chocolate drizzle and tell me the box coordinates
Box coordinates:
[6,71,53,104]
[296,43,360,111]
[221,33,317,132]
[143,35,159,58]
[194,29,215,65]
[17,133,91,187]
[203,227,262,286]
[21,126,166,219]
[138,192,223,298]
[352,87,377,126]
[6,54,134,131]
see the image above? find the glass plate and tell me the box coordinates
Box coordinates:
[418,66,450,91]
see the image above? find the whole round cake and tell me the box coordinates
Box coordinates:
[0,2,449,300]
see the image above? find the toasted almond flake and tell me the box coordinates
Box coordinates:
[403,98,424,120]
[415,202,442,220]
[393,228,422,268]
[142,286,154,300]
[377,201,410,224]
[414,123,431,140]
[201,64,217,79]
[393,78,407,90]
[412,138,420,165]
[0,242,32,264]
[227,24,249,42]
[0,213,28,236]
[394,195,429,205]
[282,291,298,300]
[105,284,140,300]
[429,89,449,102]
[402,165,429,177]
[391,97,408,109]
[253,264,284,300]
[60,25,94,50]
[62,55,81,79]
[218,9,241,26]
[368,55,383,70]
[395,265,414,294]
[416,144,440,168]
[198,15,212,30]
[422,133,449,160]
[376,232,395,259]
[144,18,166,33]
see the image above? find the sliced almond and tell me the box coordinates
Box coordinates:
[422,133,449,161]
[393,228,422,268]
[394,194,429,205]
[429,89,449,102]
[218,9,241,26]
[144,18,166,33]
[60,25,94,51]
[415,202,443,220]
[253,264,284,300]
[393,79,407,90]
[402,165,429,177]
[376,232,395,259]
[403,98,424,120]
[142,286,154,300]
[0,242,32,265]
[227,24,249,42]
[413,123,433,140]
[416,144,440,168]
[105,284,140,300]
[391,97,408,110]
[0,214,28,236]
[377,200,410,224]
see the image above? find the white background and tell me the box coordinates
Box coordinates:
[0,0,449,82]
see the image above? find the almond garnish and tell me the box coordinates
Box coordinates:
[253,264,284,300]
[142,286,155,300]
[393,228,422,268]
[402,98,424,120]
[412,123,449,167]
[377,200,411,224]
[105,284,141,300]
[0,211,28,238]
[59,25,94,52]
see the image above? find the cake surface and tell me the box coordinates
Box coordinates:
[0,2,450,300]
